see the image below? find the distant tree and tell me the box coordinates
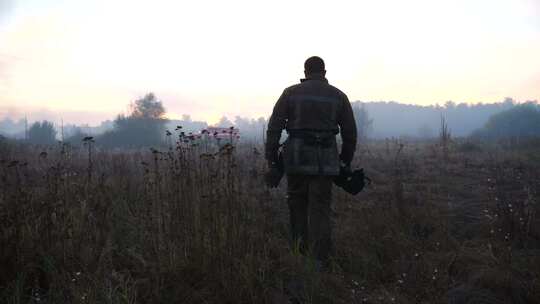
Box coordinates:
[456,102,469,111]
[256,117,266,125]
[181,114,192,122]
[165,116,207,134]
[444,101,456,110]
[352,103,373,141]
[439,115,451,160]
[215,116,234,128]
[502,97,515,108]
[98,93,168,147]
[473,103,540,139]
[232,116,267,141]
[0,117,27,138]
[130,93,165,119]
[234,116,250,131]
[28,121,57,144]
[351,97,534,138]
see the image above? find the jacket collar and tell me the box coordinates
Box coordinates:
[300,73,328,83]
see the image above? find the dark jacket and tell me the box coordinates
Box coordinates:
[265,74,357,175]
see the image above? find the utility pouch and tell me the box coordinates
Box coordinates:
[283,130,340,176]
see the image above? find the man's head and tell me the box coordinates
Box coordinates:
[304,56,326,77]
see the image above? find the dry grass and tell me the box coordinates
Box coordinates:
[0,135,539,303]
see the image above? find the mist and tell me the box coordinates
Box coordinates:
[2,97,537,143]
[356,97,536,139]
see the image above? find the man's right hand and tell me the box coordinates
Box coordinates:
[340,161,352,176]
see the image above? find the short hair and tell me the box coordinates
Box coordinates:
[304,56,325,74]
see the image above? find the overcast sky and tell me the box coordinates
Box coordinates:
[1,0,539,124]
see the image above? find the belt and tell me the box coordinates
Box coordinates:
[287,130,337,147]
[288,129,338,137]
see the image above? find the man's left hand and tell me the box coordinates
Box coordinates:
[265,167,283,188]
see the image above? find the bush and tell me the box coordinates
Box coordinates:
[97,93,168,148]
[456,141,483,153]
[98,116,167,148]
[473,103,540,139]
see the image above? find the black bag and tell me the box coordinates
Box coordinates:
[333,167,371,195]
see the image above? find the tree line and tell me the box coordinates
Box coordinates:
[353,98,536,138]
[1,96,539,147]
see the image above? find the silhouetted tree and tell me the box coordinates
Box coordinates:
[352,103,373,141]
[444,100,456,110]
[502,97,515,108]
[130,93,165,119]
[28,121,57,145]
[215,116,234,128]
[98,93,168,147]
[439,115,451,160]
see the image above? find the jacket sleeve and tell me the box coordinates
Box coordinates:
[337,94,357,164]
[265,89,289,163]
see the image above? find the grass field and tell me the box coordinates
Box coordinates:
[1,136,539,303]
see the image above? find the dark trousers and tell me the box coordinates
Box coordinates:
[286,174,333,262]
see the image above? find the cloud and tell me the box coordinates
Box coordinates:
[0,0,14,23]
[0,53,20,89]
[0,105,115,126]
[0,58,7,86]
[1,0,540,122]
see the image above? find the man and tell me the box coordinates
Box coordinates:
[265,56,357,265]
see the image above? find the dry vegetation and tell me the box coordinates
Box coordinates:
[0,134,539,303]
